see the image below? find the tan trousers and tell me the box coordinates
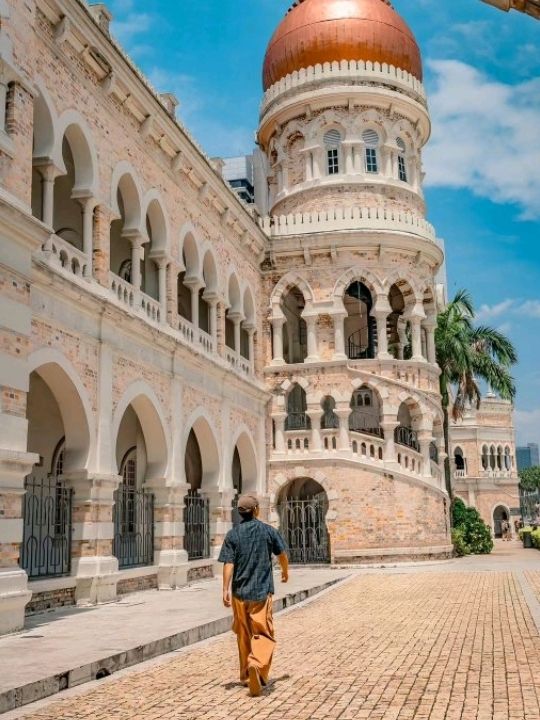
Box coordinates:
[231,595,275,683]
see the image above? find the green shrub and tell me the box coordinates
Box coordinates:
[519,526,533,541]
[451,527,470,557]
[452,498,494,555]
[531,529,540,549]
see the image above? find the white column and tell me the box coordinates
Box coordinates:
[335,409,351,452]
[381,420,399,465]
[0,80,7,133]
[157,258,169,322]
[209,299,218,339]
[419,433,435,479]
[273,414,286,454]
[270,316,285,365]
[374,311,391,359]
[41,165,57,228]
[424,320,437,364]
[344,144,354,174]
[304,151,313,182]
[247,327,255,370]
[306,409,323,452]
[130,237,143,291]
[303,314,319,362]
[397,324,407,360]
[79,198,96,279]
[190,286,200,330]
[332,313,347,360]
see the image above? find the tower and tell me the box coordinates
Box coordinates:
[259,0,452,563]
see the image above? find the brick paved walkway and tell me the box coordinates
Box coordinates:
[18,570,540,720]
[525,571,540,604]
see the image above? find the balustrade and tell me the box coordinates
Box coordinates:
[109,272,135,308]
[44,234,90,279]
[140,290,161,323]
[396,447,423,476]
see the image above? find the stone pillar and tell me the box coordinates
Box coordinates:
[344,144,354,174]
[201,488,236,562]
[418,433,435,479]
[246,326,256,371]
[332,313,347,361]
[335,408,351,452]
[270,315,285,365]
[410,305,426,362]
[423,318,437,365]
[66,472,122,606]
[93,205,112,287]
[146,480,189,589]
[41,165,57,228]
[79,197,97,280]
[208,296,219,341]
[272,414,287,454]
[157,258,169,323]
[373,306,391,360]
[381,419,399,466]
[129,235,143,291]
[0,79,7,134]
[303,313,319,363]
[0,454,37,634]
[306,407,323,452]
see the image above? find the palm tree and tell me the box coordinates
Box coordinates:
[435,290,517,498]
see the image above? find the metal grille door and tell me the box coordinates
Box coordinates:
[184,491,210,560]
[21,476,73,579]
[279,494,330,564]
[113,485,155,569]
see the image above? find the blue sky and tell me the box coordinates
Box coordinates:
[108,0,540,444]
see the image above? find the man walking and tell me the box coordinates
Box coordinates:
[219,494,289,697]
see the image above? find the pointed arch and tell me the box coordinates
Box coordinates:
[231,426,258,493]
[227,270,243,313]
[183,408,221,489]
[32,81,58,163]
[143,190,170,254]
[332,267,382,303]
[110,162,144,232]
[202,246,219,295]
[270,270,315,309]
[243,285,256,325]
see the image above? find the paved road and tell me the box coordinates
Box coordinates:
[13,547,540,720]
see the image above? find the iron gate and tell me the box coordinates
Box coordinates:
[21,475,73,579]
[184,491,210,560]
[279,494,330,564]
[113,485,155,569]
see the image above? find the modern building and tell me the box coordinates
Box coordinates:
[516,443,540,470]
[222,156,256,204]
[450,397,520,537]
[481,0,540,19]
[0,0,519,636]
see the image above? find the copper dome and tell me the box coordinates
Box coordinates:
[263,0,423,90]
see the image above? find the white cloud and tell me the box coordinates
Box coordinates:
[424,60,540,219]
[476,299,515,322]
[475,298,540,323]
[514,408,540,445]
[111,12,153,43]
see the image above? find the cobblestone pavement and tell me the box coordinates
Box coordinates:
[18,570,540,720]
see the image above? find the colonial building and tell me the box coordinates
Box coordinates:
[3,0,523,636]
[481,0,540,19]
[450,396,520,536]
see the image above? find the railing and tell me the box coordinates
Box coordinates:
[347,331,375,361]
[285,412,311,431]
[349,413,384,438]
[260,207,437,244]
[226,350,251,375]
[396,447,423,476]
[184,491,210,561]
[454,469,467,479]
[286,431,311,452]
[321,429,339,451]
[110,272,135,308]
[479,469,513,479]
[178,315,195,343]
[395,426,420,452]
[429,442,439,464]
[44,234,89,279]
[197,328,214,355]
[113,485,155,569]
[351,435,384,462]
[140,291,161,323]
[21,475,73,579]
[261,59,427,115]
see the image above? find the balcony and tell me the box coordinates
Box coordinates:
[42,234,90,280]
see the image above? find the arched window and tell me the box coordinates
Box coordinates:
[349,387,382,438]
[396,137,407,182]
[490,445,496,470]
[454,447,465,472]
[504,446,512,471]
[324,129,342,176]
[51,437,66,477]
[321,396,339,430]
[344,281,375,360]
[481,445,489,470]
[285,385,311,431]
[497,446,503,471]
[363,129,379,174]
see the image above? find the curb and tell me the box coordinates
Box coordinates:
[0,577,344,715]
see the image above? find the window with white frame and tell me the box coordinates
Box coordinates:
[363,129,379,174]
[397,137,407,182]
[324,129,342,175]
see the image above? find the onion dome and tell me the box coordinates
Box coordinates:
[263,0,423,90]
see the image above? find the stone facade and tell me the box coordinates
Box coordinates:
[450,397,520,537]
[0,0,516,636]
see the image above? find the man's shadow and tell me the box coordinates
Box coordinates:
[222,674,291,693]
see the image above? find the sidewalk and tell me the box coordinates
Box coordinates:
[0,567,349,714]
